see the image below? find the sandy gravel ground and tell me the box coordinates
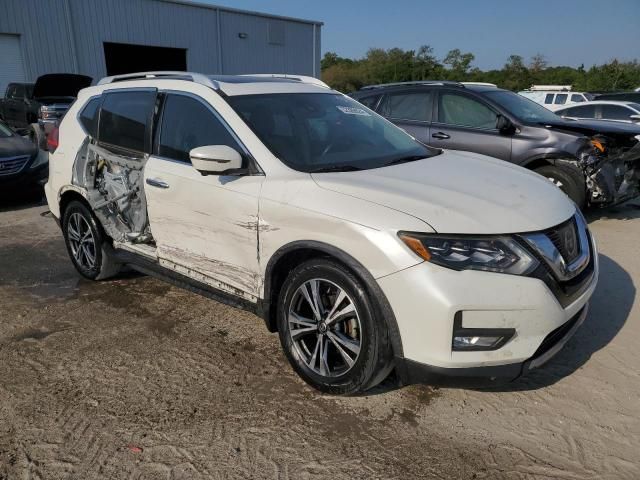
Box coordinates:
[0,193,639,480]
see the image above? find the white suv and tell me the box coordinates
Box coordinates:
[45,72,598,394]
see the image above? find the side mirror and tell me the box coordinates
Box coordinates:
[189,145,244,175]
[629,114,640,123]
[496,114,514,133]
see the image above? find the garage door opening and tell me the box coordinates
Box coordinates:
[103,42,187,76]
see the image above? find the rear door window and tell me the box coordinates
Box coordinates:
[157,94,241,164]
[98,90,157,154]
[437,92,497,129]
[544,93,554,104]
[379,92,432,122]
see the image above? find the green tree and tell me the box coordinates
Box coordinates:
[320,46,640,94]
[443,48,475,80]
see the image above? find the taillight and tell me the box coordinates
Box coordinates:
[47,125,59,153]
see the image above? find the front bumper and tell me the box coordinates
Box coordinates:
[396,304,588,387]
[377,235,598,385]
[0,156,48,189]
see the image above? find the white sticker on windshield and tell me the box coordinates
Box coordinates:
[336,106,371,116]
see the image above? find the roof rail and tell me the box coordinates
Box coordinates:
[240,74,330,89]
[360,80,463,90]
[97,71,219,89]
[461,82,498,88]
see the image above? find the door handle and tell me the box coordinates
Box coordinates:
[432,132,450,140]
[146,178,170,189]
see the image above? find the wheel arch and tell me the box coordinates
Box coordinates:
[519,152,579,171]
[59,187,90,220]
[261,240,404,359]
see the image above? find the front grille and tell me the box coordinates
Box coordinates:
[527,230,595,308]
[545,217,580,264]
[0,155,30,176]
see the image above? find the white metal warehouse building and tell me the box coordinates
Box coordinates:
[0,0,322,94]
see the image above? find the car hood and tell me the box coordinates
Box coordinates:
[0,134,37,158]
[544,118,640,137]
[311,150,575,234]
[33,74,92,100]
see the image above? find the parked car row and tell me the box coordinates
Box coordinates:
[0,118,48,191]
[553,100,640,124]
[0,73,91,192]
[351,81,640,209]
[518,85,594,108]
[44,72,600,394]
[0,73,92,147]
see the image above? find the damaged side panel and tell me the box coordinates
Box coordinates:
[582,137,640,206]
[72,139,154,244]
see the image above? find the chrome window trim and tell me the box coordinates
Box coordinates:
[519,211,590,282]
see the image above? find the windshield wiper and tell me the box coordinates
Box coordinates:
[385,155,426,167]
[309,165,363,173]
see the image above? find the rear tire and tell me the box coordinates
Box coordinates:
[62,200,121,280]
[534,164,586,209]
[277,258,393,395]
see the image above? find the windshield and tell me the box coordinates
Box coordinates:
[0,121,13,138]
[227,93,437,172]
[485,90,561,124]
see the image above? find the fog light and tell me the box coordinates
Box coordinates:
[453,335,506,349]
[452,312,515,351]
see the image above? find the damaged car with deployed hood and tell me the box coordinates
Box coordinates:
[352,81,640,208]
[45,72,597,394]
[0,74,92,148]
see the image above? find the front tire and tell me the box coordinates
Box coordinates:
[534,164,586,209]
[277,258,393,395]
[62,200,120,280]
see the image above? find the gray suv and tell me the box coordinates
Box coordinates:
[352,81,640,208]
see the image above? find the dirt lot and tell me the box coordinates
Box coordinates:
[0,193,639,480]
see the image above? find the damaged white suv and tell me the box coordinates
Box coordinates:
[45,72,598,394]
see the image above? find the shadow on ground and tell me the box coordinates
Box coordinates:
[0,187,46,213]
[481,253,634,392]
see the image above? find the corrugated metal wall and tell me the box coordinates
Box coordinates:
[0,0,321,83]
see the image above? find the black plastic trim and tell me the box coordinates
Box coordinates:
[451,311,516,351]
[113,249,260,316]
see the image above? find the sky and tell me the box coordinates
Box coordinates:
[199,0,639,70]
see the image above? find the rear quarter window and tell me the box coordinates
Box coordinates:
[79,97,102,138]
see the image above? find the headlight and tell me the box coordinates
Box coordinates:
[398,232,539,275]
